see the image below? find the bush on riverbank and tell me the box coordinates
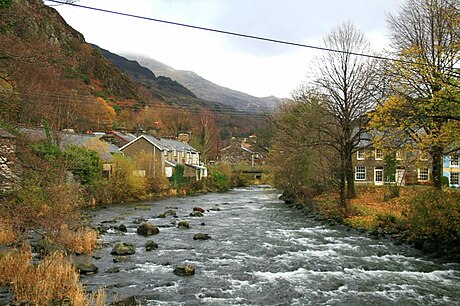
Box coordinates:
[406,189,460,249]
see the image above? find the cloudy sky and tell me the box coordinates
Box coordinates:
[47,0,403,98]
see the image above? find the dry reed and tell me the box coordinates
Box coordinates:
[0,222,16,245]
[56,224,98,255]
[0,245,105,305]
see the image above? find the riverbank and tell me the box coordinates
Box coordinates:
[283,185,460,263]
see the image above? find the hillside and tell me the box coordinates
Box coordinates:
[93,45,243,114]
[123,54,284,113]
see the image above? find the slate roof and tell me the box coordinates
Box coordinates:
[18,127,120,161]
[122,135,200,154]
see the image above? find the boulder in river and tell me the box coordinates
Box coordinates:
[111,242,135,256]
[193,233,211,240]
[72,255,98,275]
[74,262,98,275]
[177,221,190,229]
[111,295,139,306]
[137,223,160,236]
[189,211,203,217]
[145,240,158,251]
[118,224,127,232]
[193,207,205,213]
[173,265,195,276]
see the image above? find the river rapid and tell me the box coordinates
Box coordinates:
[84,186,460,305]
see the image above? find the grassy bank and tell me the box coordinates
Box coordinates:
[308,186,460,260]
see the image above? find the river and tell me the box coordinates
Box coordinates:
[84,186,460,305]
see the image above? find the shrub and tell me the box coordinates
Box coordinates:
[110,154,147,202]
[63,145,103,185]
[211,171,229,192]
[407,189,460,244]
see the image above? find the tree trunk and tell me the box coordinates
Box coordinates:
[339,157,347,213]
[431,146,444,190]
[345,151,356,199]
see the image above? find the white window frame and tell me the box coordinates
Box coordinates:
[355,166,366,181]
[357,149,365,160]
[418,168,429,182]
[375,149,383,160]
[450,172,459,185]
[450,155,459,167]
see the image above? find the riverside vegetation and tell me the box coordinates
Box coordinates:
[0,124,248,305]
[282,185,460,261]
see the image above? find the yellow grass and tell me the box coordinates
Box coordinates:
[55,224,98,255]
[346,186,418,230]
[313,186,420,230]
[0,245,105,305]
[0,223,16,245]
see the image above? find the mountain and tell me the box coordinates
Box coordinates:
[0,0,268,144]
[93,45,242,114]
[122,54,284,113]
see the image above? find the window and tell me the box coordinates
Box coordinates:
[418,168,429,181]
[396,151,404,160]
[357,149,365,160]
[450,172,459,185]
[355,166,366,180]
[375,149,383,160]
[451,155,459,166]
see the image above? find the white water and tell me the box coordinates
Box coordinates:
[84,186,460,305]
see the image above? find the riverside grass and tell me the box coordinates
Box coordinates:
[0,245,105,305]
[0,222,16,245]
[55,224,99,255]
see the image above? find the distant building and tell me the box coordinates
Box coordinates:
[219,136,262,167]
[0,128,19,191]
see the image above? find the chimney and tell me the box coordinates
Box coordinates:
[178,133,190,144]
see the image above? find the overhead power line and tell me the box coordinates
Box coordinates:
[45,0,401,64]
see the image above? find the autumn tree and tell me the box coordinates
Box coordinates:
[269,93,338,199]
[370,0,460,189]
[312,22,379,208]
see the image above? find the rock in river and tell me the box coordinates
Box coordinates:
[145,240,158,251]
[173,265,196,276]
[189,211,203,217]
[193,233,211,240]
[111,242,135,256]
[177,221,190,229]
[193,207,205,213]
[137,222,160,236]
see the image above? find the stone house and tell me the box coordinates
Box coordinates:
[353,145,431,186]
[120,134,207,181]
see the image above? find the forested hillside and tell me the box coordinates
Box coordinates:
[0,0,267,153]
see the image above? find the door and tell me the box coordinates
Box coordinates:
[396,169,406,185]
[374,168,384,185]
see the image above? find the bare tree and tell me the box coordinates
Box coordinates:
[313,22,378,209]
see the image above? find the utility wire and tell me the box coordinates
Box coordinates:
[45,0,403,64]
